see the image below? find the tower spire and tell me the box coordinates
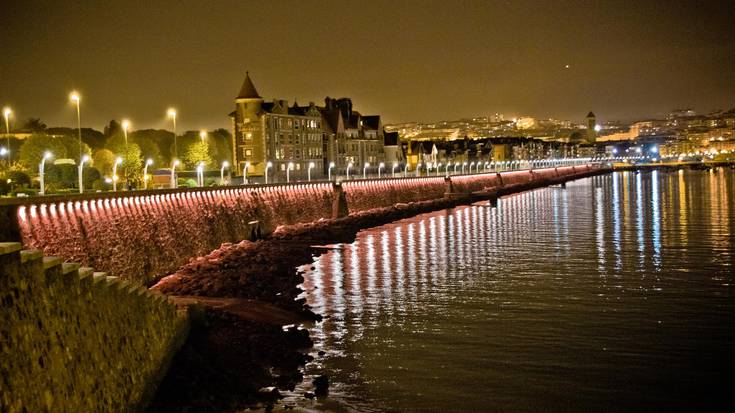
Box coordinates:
[236,71,262,100]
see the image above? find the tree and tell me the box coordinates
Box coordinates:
[46,127,106,149]
[104,120,122,138]
[183,140,212,169]
[130,131,162,166]
[104,134,143,184]
[18,133,91,173]
[22,118,47,132]
[92,148,116,177]
[209,128,233,166]
[18,134,67,171]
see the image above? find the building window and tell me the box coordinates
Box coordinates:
[281,164,286,171]
[245,149,252,156]
[246,133,252,140]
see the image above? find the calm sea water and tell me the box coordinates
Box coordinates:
[293,169,734,412]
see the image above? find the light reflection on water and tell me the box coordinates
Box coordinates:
[297,170,735,412]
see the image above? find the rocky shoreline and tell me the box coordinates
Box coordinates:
[147,195,472,412]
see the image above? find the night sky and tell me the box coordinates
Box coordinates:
[1,0,733,131]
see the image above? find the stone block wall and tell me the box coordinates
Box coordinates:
[11,183,334,285]
[341,177,446,213]
[0,167,598,286]
[450,173,502,194]
[0,242,188,413]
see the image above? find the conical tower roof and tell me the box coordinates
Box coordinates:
[236,71,262,100]
[587,111,596,118]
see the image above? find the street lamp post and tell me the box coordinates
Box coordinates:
[404,163,409,177]
[170,159,179,188]
[308,162,315,182]
[436,162,442,176]
[78,155,89,194]
[143,159,153,189]
[462,162,467,174]
[363,162,369,179]
[346,162,353,180]
[454,163,459,174]
[220,161,229,185]
[196,163,204,187]
[265,161,273,184]
[287,162,294,183]
[69,92,82,161]
[112,157,122,191]
[3,107,11,166]
[392,162,398,178]
[416,162,421,177]
[167,109,177,159]
[243,161,250,184]
[328,162,335,181]
[39,151,52,195]
[378,162,384,178]
[122,119,130,187]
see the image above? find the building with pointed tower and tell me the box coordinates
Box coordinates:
[229,72,324,181]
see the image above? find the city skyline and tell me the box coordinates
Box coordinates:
[2,0,734,131]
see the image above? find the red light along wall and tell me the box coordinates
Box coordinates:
[341,177,446,213]
[14,183,334,285]
[450,173,503,194]
[3,166,599,286]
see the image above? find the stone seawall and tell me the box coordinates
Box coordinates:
[0,166,597,285]
[0,242,188,413]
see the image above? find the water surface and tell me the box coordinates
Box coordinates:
[295,169,734,412]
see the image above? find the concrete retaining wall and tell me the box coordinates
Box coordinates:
[0,242,188,413]
[0,166,599,285]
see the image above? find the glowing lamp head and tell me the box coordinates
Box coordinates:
[288,162,294,169]
[43,151,53,160]
[69,92,80,103]
[329,161,335,168]
[172,159,180,167]
[393,162,398,167]
[650,146,658,153]
[245,161,251,167]
[222,161,229,168]
[121,119,130,131]
[199,131,207,140]
[3,107,11,118]
[81,155,90,163]
[266,161,273,168]
[594,124,602,132]
[309,162,315,168]
[0,147,6,155]
[167,108,177,118]
[379,162,384,168]
[146,158,154,165]
[115,157,123,165]
[364,162,370,167]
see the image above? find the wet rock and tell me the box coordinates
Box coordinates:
[313,375,329,397]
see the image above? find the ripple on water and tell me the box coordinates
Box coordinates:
[286,170,734,412]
